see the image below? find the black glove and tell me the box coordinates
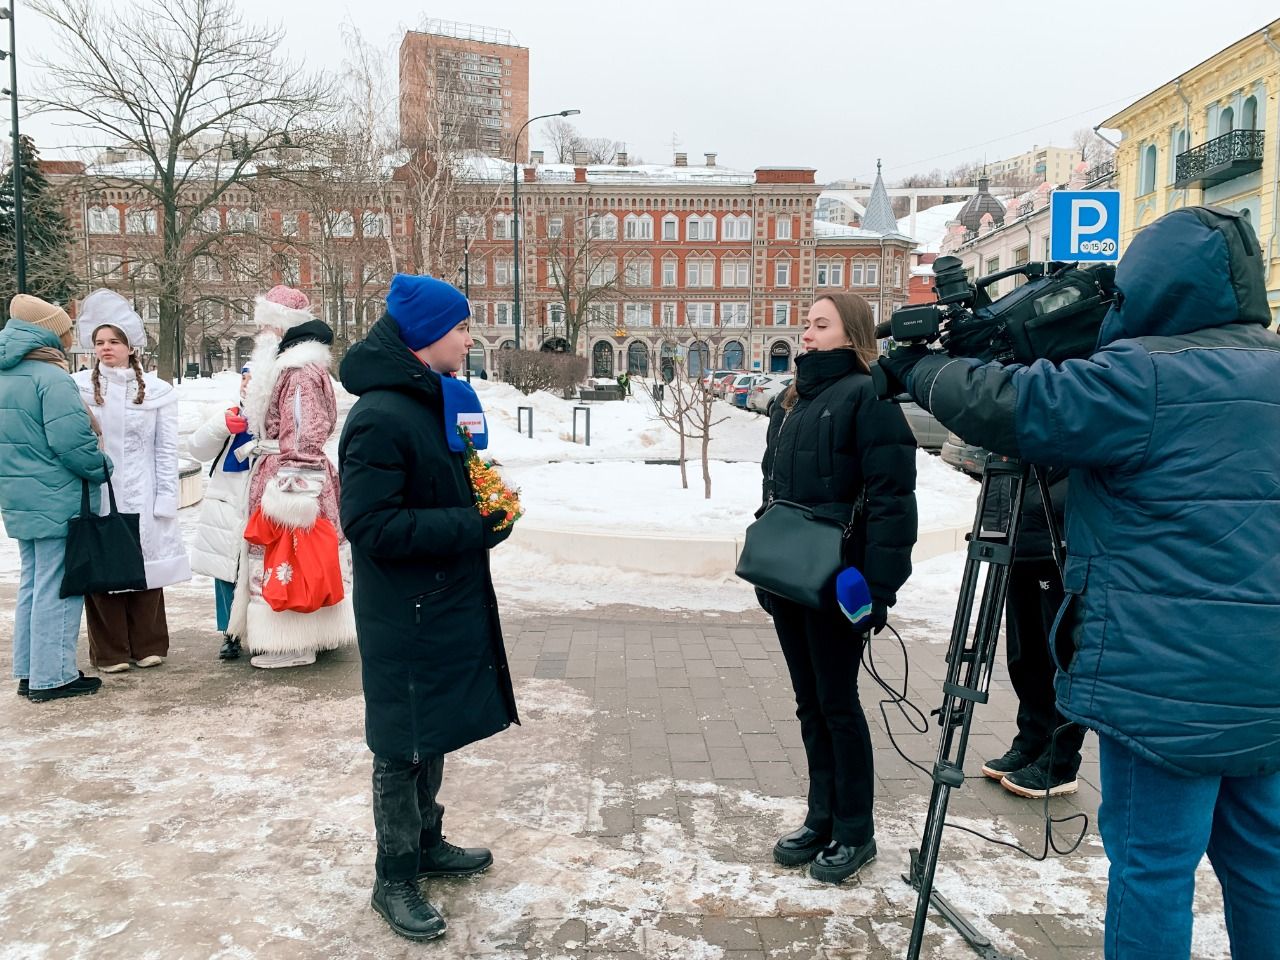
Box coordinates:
[482,510,512,549]
[875,343,933,400]
[870,601,889,635]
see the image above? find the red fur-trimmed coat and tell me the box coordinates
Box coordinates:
[228,337,355,653]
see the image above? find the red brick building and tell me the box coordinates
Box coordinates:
[48,150,913,378]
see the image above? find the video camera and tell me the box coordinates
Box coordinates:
[870,255,1116,399]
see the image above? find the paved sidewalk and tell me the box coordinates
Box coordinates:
[1,585,1229,959]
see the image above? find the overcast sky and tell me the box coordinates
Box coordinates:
[13,0,1276,183]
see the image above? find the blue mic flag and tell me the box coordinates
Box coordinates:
[836,567,873,629]
[441,375,488,452]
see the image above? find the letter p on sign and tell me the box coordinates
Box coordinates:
[1050,190,1121,262]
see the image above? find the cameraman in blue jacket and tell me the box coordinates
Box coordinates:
[879,206,1280,959]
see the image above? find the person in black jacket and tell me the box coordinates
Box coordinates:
[760,293,917,883]
[977,467,1088,798]
[338,275,518,943]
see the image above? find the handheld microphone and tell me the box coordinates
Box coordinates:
[835,567,873,629]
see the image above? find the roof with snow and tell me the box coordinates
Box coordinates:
[813,220,890,241]
[897,200,968,254]
[460,154,757,186]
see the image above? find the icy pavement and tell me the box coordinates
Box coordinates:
[0,579,1232,959]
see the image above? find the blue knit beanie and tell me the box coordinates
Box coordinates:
[386,274,470,350]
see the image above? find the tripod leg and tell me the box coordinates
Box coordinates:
[903,458,1027,960]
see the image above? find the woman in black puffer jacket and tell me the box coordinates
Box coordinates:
[759,293,917,884]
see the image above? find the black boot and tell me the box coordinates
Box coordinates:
[772,826,829,866]
[418,838,493,878]
[370,879,446,942]
[218,636,241,661]
[809,838,877,884]
[17,678,29,698]
[28,672,102,704]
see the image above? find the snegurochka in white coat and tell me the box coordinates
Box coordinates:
[72,289,190,672]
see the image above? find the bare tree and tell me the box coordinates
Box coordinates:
[30,0,333,381]
[543,212,639,355]
[541,118,624,164]
[1072,127,1115,168]
[648,324,729,499]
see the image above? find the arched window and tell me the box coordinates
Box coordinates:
[592,341,615,377]
[1139,144,1158,195]
[626,341,649,376]
[87,205,121,235]
[688,340,710,378]
[722,339,744,370]
[1220,106,1235,135]
[1242,96,1258,131]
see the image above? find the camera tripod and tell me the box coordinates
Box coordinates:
[902,455,1064,960]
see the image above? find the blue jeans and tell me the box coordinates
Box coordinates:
[13,538,85,691]
[215,579,234,634]
[1098,734,1280,959]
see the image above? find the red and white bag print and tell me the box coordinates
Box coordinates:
[243,508,345,614]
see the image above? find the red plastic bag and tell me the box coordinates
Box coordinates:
[243,508,345,614]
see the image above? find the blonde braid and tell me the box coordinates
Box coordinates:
[91,359,104,406]
[128,353,146,404]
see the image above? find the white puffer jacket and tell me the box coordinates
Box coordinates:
[186,408,253,583]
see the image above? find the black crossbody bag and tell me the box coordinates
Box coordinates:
[735,499,856,609]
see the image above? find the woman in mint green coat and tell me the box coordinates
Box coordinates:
[0,296,112,703]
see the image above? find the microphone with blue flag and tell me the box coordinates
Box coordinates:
[441,374,488,452]
[835,567,874,630]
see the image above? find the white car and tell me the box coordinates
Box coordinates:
[747,374,793,414]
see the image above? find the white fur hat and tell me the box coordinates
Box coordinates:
[254,284,314,331]
[77,288,146,352]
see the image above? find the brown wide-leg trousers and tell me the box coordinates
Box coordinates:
[85,588,170,666]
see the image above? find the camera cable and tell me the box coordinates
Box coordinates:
[862,621,1089,862]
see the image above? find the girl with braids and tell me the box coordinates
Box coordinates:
[73,289,190,673]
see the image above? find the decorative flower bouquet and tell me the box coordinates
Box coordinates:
[459,426,522,531]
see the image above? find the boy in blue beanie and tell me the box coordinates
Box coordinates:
[338,276,517,943]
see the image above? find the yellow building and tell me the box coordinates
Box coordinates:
[1101,18,1280,322]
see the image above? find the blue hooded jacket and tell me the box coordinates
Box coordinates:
[0,319,111,540]
[905,207,1280,777]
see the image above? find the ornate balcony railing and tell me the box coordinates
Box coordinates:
[1085,158,1115,185]
[1175,129,1264,189]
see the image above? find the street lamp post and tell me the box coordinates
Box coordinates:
[512,108,579,353]
[1,5,25,293]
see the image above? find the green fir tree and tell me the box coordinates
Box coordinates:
[0,135,78,316]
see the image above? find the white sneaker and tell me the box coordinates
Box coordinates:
[250,651,317,669]
[135,656,164,668]
[99,663,130,673]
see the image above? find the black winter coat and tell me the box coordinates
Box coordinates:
[761,349,918,605]
[338,315,518,761]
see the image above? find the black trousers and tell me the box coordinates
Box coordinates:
[371,753,445,881]
[771,597,874,846]
[1006,558,1086,776]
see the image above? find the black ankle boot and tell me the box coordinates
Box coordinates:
[370,879,446,941]
[218,636,241,661]
[772,826,829,866]
[809,838,877,884]
[418,838,493,878]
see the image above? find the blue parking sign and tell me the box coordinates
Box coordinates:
[1050,190,1120,261]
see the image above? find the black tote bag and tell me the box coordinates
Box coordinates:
[60,465,149,598]
[735,500,850,609]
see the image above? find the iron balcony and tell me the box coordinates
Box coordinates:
[1175,129,1265,189]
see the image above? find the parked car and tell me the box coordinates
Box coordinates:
[941,430,989,477]
[701,369,734,392]
[729,373,759,408]
[747,374,793,414]
[899,400,948,453]
[712,372,739,398]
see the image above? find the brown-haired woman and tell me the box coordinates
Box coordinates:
[758,293,917,883]
[73,289,190,673]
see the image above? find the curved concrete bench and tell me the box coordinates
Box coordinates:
[508,522,970,578]
[179,458,204,509]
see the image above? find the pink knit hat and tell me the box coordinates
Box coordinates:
[253,284,313,331]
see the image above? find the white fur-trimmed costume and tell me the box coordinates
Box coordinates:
[227,294,355,655]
